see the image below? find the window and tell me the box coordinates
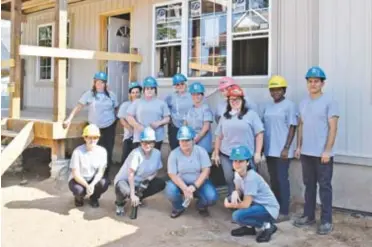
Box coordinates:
[152,0,270,78]
[37,22,70,81]
[154,3,182,78]
[232,0,269,76]
[188,0,227,77]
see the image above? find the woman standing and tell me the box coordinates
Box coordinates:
[126,76,170,151]
[117,81,142,164]
[262,75,297,222]
[165,73,193,150]
[64,72,119,179]
[214,77,258,123]
[184,82,213,154]
[212,85,264,195]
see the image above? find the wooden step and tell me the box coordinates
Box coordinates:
[1,129,19,138]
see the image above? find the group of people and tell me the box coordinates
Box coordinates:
[63,66,339,243]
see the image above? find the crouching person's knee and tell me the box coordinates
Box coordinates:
[69,179,86,196]
[165,181,181,201]
[232,210,244,225]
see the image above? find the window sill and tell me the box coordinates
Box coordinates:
[156,76,268,88]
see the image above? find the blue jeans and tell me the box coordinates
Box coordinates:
[220,152,256,195]
[165,179,219,210]
[301,155,333,223]
[266,156,290,215]
[232,204,273,228]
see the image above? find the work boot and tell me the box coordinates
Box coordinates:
[256,224,277,243]
[276,214,290,223]
[74,196,84,207]
[317,222,333,235]
[170,208,185,218]
[293,216,316,228]
[89,198,100,208]
[197,207,210,217]
[115,205,125,216]
[231,226,256,237]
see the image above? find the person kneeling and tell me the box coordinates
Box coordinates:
[68,124,109,208]
[225,146,279,243]
[165,126,219,218]
[114,127,166,217]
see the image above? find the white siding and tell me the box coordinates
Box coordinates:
[319,0,372,160]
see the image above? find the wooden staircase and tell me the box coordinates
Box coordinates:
[1,119,34,175]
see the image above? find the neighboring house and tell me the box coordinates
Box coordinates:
[10,0,372,212]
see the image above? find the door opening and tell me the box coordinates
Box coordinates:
[107,13,130,103]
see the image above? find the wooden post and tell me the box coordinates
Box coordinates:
[128,48,138,82]
[9,0,22,118]
[53,0,68,122]
[52,0,68,160]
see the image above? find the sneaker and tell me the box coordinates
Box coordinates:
[116,205,125,216]
[276,214,290,223]
[231,226,256,237]
[293,216,316,228]
[317,222,333,235]
[89,198,100,208]
[74,196,84,207]
[170,208,185,218]
[197,207,210,217]
[256,224,277,243]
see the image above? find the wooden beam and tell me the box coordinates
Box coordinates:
[51,139,65,161]
[1,122,34,175]
[22,0,83,14]
[1,0,12,4]
[1,59,15,68]
[1,10,27,22]
[98,15,108,71]
[19,45,143,63]
[9,0,22,119]
[189,62,220,73]
[129,48,138,82]
[53,0,68,122]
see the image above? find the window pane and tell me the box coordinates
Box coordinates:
[188,0,227,77]
[232,38,268,76]
[155,45,181,78]
[155,3,182,42]
[233,0,269,34]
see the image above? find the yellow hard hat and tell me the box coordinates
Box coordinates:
[82,124,100,137]
[268,75,288,89]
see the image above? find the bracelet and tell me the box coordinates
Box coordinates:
[192,183,198,190]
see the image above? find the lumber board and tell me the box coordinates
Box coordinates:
[1,59,15,68]
[1,129,18,138]
[1,10,27,22]
[1,122,34,175]
[19,45,142,63]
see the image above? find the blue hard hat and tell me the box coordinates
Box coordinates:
[305,66,326,80]
[177,125,195,140]
[143,76,158,88]
[172,73,187,85]
[189,82,205,94]
[230,146,252,161]
[129,81,142,90]
[140,127,156,142]
[94,71,108,81]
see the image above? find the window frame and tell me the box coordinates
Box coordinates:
[151,0,272,79]
[36,21,71,82]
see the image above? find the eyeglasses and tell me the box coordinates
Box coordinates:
[229,98,242,103]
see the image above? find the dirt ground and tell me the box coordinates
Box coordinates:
[1,153,372,247]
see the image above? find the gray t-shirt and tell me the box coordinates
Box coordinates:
[168,145,211,184]
[117,101,133,140]
[78,90,119,128]
[114,147,162,186]
[127,98,170,143]
[262,99,298,158]
[215,111,264,156]
[299,94,339,157]
[165,92,193,128]
[68,144,107,181]
[234,170,279,219]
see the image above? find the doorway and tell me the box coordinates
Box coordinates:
[106,13,130,103]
